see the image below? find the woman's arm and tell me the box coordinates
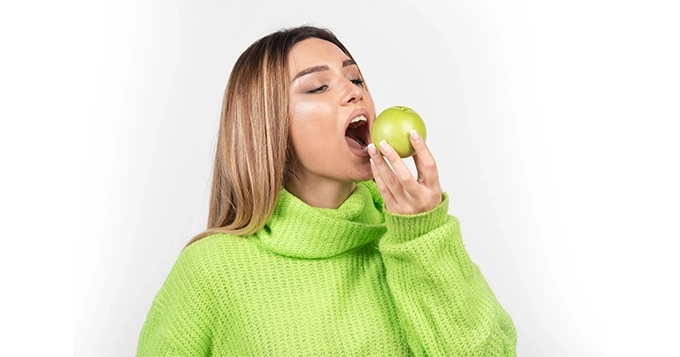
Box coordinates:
[379,198,517,357]
[368,131,517,356]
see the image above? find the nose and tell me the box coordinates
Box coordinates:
[342,79,363,105]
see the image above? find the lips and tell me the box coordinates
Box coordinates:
[344,110,371,156]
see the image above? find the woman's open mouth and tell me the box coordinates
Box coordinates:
[345,115,371,156]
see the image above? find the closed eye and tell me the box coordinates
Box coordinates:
[307,85,328,94]
[351,78,364,86]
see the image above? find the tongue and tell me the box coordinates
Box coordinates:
[345,136,363,151]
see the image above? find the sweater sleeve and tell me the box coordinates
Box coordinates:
[378,193,517,357]
[136,244,215,357]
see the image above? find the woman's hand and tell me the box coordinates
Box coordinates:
[368,130,442,215]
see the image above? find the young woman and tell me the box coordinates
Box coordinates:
[137,25,517,356]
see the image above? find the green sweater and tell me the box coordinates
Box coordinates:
[137,181,517,356]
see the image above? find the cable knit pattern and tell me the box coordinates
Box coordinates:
[137,181,517,357]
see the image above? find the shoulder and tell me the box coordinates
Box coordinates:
[184,232,253,254]
[182,232,259,264]
[170,233,260,284]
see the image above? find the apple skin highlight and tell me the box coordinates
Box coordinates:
[370,106,427,158]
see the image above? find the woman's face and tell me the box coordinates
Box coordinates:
[286,38,376,188]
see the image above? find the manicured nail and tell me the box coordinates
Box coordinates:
[367,143,378,157]
[410,130,421,141]
[379,140,392,155]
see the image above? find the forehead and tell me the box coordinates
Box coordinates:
[287,38,350,73]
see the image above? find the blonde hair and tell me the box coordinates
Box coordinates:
[187,26,363,247]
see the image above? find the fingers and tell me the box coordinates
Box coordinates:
[410,130,441,189]
[377,141,422,194]
[368,140,424,213]
[368,143,398,208]
[367,131,443,215]
[370,158,397,208]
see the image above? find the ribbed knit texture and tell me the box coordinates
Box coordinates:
[137,181,517,356]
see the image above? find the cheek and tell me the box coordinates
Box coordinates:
[288,97,335,146]
[289,119,332,169]
[289,117,312,147]
[289,110,323,158]
[289,99,317,143]
[290,96,322,119]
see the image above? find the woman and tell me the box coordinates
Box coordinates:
[137,25,517,356]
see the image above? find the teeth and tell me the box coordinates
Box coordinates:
[350,115,367,124]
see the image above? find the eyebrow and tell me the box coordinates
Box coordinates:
[292,59,357,81]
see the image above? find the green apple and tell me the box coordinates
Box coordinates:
[370,105,426,158]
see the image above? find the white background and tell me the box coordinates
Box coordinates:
[2,0,679,356]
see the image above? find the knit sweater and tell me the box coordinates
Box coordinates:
[137,181,517,356]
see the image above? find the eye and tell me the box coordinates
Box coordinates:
[307,85,328,94]
[351,78,364,86]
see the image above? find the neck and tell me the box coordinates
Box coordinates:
[285,177,356,209]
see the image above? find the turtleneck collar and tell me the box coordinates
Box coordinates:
[255,181,387,259]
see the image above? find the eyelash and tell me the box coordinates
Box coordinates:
[308,85,328,94]
[307,78,364,94]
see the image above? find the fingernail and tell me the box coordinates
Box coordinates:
[410,130,421,141]
[379,140,392,155]
[367,143,378,157]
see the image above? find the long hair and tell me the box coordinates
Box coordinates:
[186,26,364,247]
